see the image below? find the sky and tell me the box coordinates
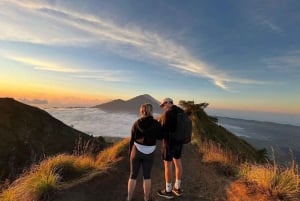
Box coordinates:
[0,0,300,124]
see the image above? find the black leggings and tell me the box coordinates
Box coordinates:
[129,145,155,180]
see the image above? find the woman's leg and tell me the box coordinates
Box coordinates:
[142,151,154,201]
[128,145,140,201]
[128,179,136,201]
[143,179,151,201]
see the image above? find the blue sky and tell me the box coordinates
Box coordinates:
[0,0,300,124]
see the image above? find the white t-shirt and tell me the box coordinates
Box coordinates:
[134,142,156,154]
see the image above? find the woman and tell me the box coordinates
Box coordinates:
[127,103,163,201]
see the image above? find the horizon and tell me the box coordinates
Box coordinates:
[1,1,300,118]
[10,95,300,127]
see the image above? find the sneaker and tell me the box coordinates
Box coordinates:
[157,189,174,199]
[172,187,182,196]
[144,196,152,201]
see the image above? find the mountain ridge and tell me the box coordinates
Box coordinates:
[0,98,104,182]
[93,94,162,114]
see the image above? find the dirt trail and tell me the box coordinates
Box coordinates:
[50,143,231,201]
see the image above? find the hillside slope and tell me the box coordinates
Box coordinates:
[182,101,267,162]
[0,98,103,182]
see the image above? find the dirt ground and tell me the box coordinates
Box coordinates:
[50,143,270,201]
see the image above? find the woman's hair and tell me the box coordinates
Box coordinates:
[157,113,166,125]
[140,103,153,117]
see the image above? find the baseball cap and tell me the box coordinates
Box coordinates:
[160,97,173,107]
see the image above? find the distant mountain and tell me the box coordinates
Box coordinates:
[93,94,162,114]
[0,98,104,181]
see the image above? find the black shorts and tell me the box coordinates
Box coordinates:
[162,142,183,161]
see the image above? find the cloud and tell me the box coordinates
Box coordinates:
[253,9,282,33]
[264,50,300,73]
[71,72,129,82]
[4,54,129,82]
[6,55,81,73]
[20,98,48,105]
[0,0,264,90]
[261,19,282,33]
[46,107,138,137]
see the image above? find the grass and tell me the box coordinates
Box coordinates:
[96,137,129,168]
[239,162,300,200]
[195,130,300,200]
[192,117,300,199]
[198,139,237,165]
[0,138,129,201]
[0,165,58,201]
[196,137,300,200]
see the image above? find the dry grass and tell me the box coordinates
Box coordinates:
[240,162,300,200]
[226,180,271,201]
[0,138,130,201]
[195,135,300,200]
[96,137,129,168]
[0,154,97,201]
[0,163,59,201]
[197,139,238,166]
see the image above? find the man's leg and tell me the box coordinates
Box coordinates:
[164,160,173,191]
[157,141,174,199]
[172,143,183,196]
[157,160,174,199]
[164,160,172,183]
[173,158,182,194]
[173,158,182,182]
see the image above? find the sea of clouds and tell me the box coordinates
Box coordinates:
[46,107,300,164]
[46,107,139,138]
[46,107,300,140]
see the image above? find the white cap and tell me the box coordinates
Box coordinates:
[160,97,173,107]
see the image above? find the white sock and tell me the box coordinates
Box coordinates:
[166,182,172,192]
[174,180,181,189]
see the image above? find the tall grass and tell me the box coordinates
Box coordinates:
[198,139,238,165]
[240,162,300,200]
[96,137,129,168]
[0,163,59,201]
[0,138,130,201]
[195,131,300,199]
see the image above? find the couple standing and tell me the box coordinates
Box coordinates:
[127,98,184,201]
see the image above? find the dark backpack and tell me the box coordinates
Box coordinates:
[172,111,192,144]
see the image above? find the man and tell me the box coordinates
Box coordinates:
[157,98,183,199]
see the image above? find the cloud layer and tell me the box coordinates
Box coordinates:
[46,107,138,137]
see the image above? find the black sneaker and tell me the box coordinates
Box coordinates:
[157,189,174,199]
[172,187,182,196]
[144,196,152,201]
